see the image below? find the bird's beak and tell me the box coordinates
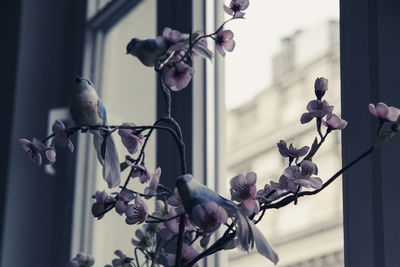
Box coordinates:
[75,76,82,83]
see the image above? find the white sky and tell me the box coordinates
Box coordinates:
[224,0,339,109]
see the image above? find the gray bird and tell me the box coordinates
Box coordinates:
[176,174,279,265]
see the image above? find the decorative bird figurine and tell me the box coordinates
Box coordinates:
[126,38,166,67]
[69,76,121,188]
[176,174,279,265]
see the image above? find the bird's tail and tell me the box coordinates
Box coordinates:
[93,132,121,188]
[235,210,279,265]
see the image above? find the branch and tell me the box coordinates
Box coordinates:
[263,146,374,210]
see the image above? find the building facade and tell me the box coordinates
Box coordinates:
[226,20,344,267]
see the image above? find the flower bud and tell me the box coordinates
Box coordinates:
[314,77,328,100]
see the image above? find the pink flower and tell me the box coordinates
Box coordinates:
[118,123,143,154]
[369,102,400,122]
[168,188,185,214]
[108,250,133,267]
[66,252,95,267]
[277,140,309,159]
[167,245,199,267]
[323,113,348,130]
[91,190,115,219]
[215,29,235,57]
[160,27,186,51]
[131,229,153,249]
[230,172,259,216]
[125,195,148,225]
[19,138,56,166]
[191,201,228,233]
[256,183,281,203]
[223,0,249,18]
[160,207,195,240]
[52,120,74,152]
[144,167,161,199]
[162,62,193,91]
[272,160,322,192]
[300,100,334,124]
[115,189,135,215]
[314,77,328,99]
[127,163,151,183]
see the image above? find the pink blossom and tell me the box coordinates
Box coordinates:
[369,102,400,122]
[127,163,151,183]
[160,27,186,51]
[277,140,309,158]
[168,188,185,214]
[66,252,95,267]
[223,0,249,18]
[52,120,74,152]
[115,189,135,215]
[162,62,193,91]
[91,190,115,219]
[300,100,334,124]
[314,77,328,99]
[272,160,322,192]
[131,229,153,249]
[167,245,199,267]
[256,183,281,203]
[118,123,143,154]
[322,113,348,130]
[191,201,228,233]
[125,195,148,225]
[107,250,133,267]
[230,172,259,216]
[144,167,161,199]
[215,29,235,57]
[160,207,195,240]
[19,138,56,166]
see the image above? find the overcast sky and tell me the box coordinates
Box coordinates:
[224,0,339,109]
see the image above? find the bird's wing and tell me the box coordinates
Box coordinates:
[97,99,107,124]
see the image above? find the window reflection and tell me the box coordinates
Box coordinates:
[225,1,342,266]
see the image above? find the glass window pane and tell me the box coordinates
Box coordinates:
[89,0,156,264]
[224,1,342,266]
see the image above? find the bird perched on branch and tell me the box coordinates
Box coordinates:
[176,174,279,265]
[69,76,120,188]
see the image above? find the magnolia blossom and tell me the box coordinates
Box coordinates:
[104,250,133,267]
[91,190,115,219]
[131,229,153,249]
[277,140,309,159]
[167,245,199,267]
[323,113,348,130]
[125,195,148,225]
[230,172,260,216]
[369,102,400,122]
[271,160,322,192]
[66,252,95,267]
[162,62,193,91]
[19,138,56,166]
[127,163,151,183]
[52,119,74,152]
[160,208,194,239]
[168,188,185,214]
[159,27,187,52]
[144,167,161,199]
[300,100,334,124]
[256,183,280,203]
[115,189,135,215]
[215,29,235,57]
[314,77,328,99]
[191,201,228,233]
[224,0,249,18]
[118,123,143,154]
